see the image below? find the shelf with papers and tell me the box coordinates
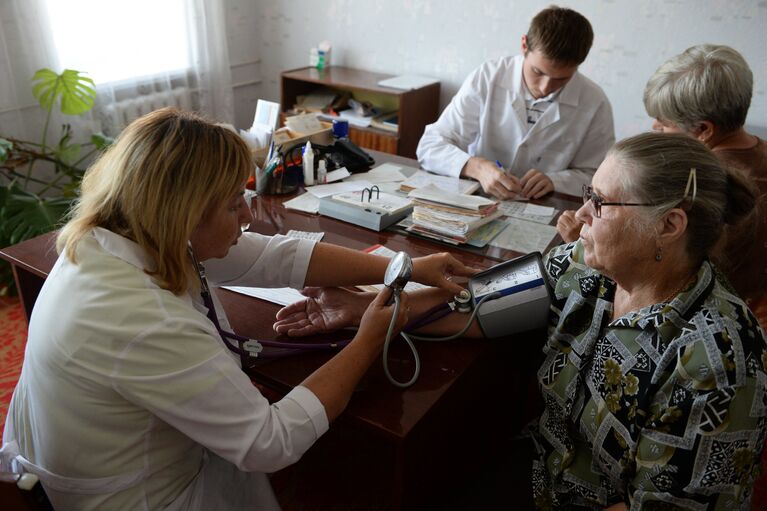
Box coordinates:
[280,66,440,159]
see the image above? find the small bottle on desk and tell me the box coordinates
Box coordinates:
[302,141,314,186]
[317,159,327,184]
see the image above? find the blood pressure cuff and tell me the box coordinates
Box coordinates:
[468,252,551,338]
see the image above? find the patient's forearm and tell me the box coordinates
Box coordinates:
[394,287,484,338]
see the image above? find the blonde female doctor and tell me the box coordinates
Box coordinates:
[1,108,476,510]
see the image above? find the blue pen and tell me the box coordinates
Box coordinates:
[495,160,505,173]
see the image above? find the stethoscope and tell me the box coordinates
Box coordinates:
[188,243,351,364]
[381,252,499,388]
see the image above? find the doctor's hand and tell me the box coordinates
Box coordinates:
[412,253,481,294]
[556,210,582,243]
[520,169,555,199]
[356,287,410,346]
[462,157,521,200]
[274,287,373,337]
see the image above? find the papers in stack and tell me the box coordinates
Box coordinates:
[406,185,500,244]
[400,170,480,195]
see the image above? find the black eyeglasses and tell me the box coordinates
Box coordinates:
[581,185,654,218]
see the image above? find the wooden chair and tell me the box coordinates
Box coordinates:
[0,472,54,511]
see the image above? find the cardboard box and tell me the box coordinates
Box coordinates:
[252,123,333,168]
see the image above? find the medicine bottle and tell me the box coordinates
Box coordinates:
[317,159,327,184]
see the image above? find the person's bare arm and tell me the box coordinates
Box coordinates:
[275,286,483,339]
[304,243,479,295]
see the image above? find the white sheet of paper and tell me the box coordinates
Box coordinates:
[324,167,351,183]
[499,200,557,224]
[409,184,496,210]
[523,203,556,217]
[283,192,320,214]
[490,218,559,254]
[346,163,410,183]
[286,230,325,241]
[223,286,305,306]
[307,180,372,198]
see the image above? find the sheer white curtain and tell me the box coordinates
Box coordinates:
[0,0,233,140]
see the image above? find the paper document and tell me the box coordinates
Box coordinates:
[490,218,559,254]
[409,184,496,210]
[223,286,305,306]
[499,200,558,224]
[338,109,372,128]
[307,180,372,198]
[346,163,411,183]
[324,167,351,183]
[378,75,439,90]
[283,192,320,214]
[400,170,480,195]
[286,230,325,242]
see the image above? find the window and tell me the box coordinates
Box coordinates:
[44,0,190,84]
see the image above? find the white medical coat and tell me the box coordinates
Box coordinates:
[2,228,325,510]
[416,55,615,196]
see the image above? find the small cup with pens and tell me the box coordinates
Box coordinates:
[256,142,301,195]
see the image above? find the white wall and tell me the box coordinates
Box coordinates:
[225,0,767,139]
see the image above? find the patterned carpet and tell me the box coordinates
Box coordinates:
[0,297,26,426]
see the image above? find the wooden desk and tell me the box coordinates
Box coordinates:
[0,151,580,510]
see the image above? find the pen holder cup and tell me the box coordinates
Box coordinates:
[256,165,301,195]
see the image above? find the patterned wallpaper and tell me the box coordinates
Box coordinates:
[226,0,767,139]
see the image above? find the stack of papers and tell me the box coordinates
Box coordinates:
[406,185,500,244]
[400,170,480,195]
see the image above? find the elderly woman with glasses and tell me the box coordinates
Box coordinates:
[275,132,767,510]
[559,44,767,328]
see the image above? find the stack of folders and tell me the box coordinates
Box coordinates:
[407,185,501,244]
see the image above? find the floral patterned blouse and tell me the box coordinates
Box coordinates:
[531,241,767,510]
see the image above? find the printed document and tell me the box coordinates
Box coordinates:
[490,218,559,254]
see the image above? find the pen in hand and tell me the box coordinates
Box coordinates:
[495,160,505,173]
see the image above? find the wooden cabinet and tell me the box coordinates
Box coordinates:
[280,66,440,159]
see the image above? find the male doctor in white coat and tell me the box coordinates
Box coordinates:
[417,6,615,199]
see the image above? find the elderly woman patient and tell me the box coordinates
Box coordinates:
[559,44,767,328]
[276,133,767,509]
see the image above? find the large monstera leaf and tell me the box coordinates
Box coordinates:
[32,68,96,115]
[0,184,73,246]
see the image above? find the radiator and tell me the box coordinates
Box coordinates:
[102,88,193,131]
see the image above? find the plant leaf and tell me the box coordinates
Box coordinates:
[2,186,73,245]
[91,133,114,150]
[32,68,96,115]
[0,138,13,163]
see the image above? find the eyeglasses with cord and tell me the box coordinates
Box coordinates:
[581,184,654,218]
[187,243,350,367]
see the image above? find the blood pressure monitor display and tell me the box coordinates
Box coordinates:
[468,252,551,338]
[472,258,543,300]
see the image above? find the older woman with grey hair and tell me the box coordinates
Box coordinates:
[559,44,767,327]
[275,132,767,509]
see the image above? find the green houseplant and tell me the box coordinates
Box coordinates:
[0,68,113,294]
